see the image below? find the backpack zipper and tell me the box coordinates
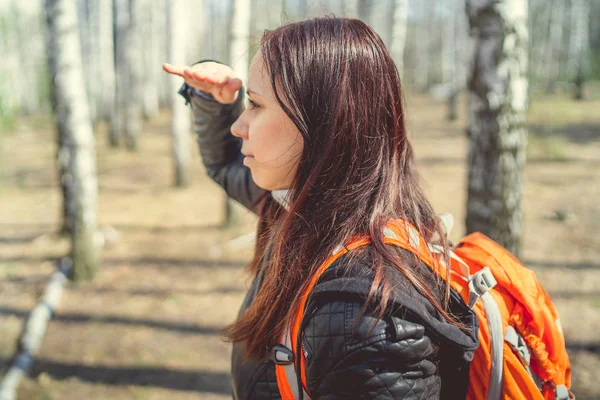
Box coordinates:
[299,306,319,362]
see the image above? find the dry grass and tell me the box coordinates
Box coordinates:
[1,92,599,399]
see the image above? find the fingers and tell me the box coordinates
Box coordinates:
[216,78,242,103]
[162,63,185,77]
[225,77,243,92]
[163,61,242,104]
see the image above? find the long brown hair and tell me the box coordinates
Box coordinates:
[225,17,454,359]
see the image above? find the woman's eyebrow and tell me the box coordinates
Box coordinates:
[246,88,264,98]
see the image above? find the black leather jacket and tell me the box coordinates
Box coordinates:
[181,81,479,400]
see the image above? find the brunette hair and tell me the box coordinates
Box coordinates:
[225,17,454,359]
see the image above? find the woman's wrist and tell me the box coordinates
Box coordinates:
[178,82,217,105]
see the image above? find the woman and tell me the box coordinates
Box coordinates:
[164,17,478,400]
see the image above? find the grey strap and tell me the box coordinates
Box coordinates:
[281,326,311,400]
[468,267,497,309]
[505,325,531,366]
[481,291,504,400]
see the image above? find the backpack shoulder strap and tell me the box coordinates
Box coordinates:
[275,234,371,400]
[275,219,434,399]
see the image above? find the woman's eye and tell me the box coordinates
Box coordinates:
[248,99,260,110]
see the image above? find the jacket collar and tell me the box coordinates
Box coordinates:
[271,189,292,210]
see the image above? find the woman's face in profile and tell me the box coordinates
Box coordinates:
[230,51,304,191]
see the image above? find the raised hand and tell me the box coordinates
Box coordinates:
[163,62,243,104]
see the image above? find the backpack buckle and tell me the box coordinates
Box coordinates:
[554,384,569,400]
[269,344,294,365]
[468,267,497,308]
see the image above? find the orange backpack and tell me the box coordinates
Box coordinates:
[274,218,572,400]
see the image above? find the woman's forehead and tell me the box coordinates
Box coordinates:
[247,52,270,96]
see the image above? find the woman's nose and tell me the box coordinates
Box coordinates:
[230,116,249,139]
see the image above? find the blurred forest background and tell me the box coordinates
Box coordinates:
[1,0,599,399]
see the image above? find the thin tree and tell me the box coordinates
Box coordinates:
[98,0,116,123]
[465,0,529,256]
[142,0,160,119]
[46,0,100,280]
[415,0,430,90]
[447,0,467,121]
[567,0,590,100]
[391,0,409,76]
[112,0,142,150]
[544,0,565,93]
[111,0,128,147]
[343,0,360,18]
[168,0,191,187]
[77,0,98,122]
[372,0,393,47]
[125,0,143,149]
[223,0,252,228]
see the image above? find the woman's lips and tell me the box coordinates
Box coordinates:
[243,155,254,166]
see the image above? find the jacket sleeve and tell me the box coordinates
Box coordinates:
[302,299,441,400]
[180,80,267,214]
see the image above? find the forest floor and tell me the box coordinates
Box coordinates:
[1,91,599,400]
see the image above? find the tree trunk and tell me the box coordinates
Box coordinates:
[125,0,143,150]
[111,0,128,147]
[46,0,100,281]
[224,0,252,227]
[568,0,590,100]
[142,0,160,119]
[343,0,360,18]
[441,0,455,84]
[98,0,116,123]
[1,5,21,123]
[77,0,98,122]
[357,0,371,22]
[447,0,461,120]
[415,0,430,90]
[465,0,529,257]
[268,0,284,27]
[168,0,191,187]
[391,0,408,75]
[545,0,565,93]
[372,0,394,47]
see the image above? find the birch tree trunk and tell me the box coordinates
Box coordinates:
[142,0,160,119]
[441,0,455,84]
[267,0,284,28]
[14,4,44,116]
[112,0,142,150]
[111,0,128,147]
[415,0,430,90]
[159,0,172,109]
[568,0,590,100]
[372,0,393,47]
[465,0,529,257]
[46,0,100,281]
[357,0,372,22]
[98,0,116,123]
[391,0,409,75]
[77,0,98,122]
[545,0,565,93]
[343,0,360,18]
[224,0,252,227]
[168,0,191,187]
[125,0,143,149]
